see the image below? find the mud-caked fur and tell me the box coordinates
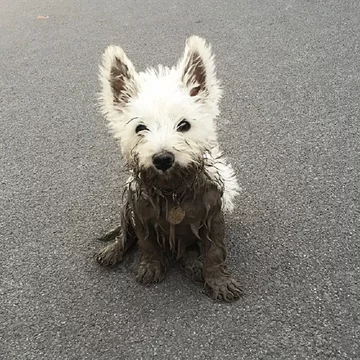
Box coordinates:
[96,36,242,301]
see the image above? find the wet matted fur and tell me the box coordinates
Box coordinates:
[95,36,242,301]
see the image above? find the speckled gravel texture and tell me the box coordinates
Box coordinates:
[1,0,359,359]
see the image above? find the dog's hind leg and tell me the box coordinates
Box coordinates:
[97,225,122,242]
[96,228,137,266]
[95,201,137,267]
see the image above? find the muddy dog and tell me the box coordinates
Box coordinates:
[95,36,242,301]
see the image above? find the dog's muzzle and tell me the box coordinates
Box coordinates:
[152,151,175,171]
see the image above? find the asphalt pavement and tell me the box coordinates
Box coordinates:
[1,0,359,359]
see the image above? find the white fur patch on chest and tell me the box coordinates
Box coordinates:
[204,147,240,213]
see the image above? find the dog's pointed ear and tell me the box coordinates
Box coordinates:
[179,36,221,102]
[99,45,138,113]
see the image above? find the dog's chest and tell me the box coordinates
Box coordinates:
[134,184,221,228]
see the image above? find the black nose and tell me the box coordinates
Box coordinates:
[152,152,175,171]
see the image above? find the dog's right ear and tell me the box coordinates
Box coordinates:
[99,45,138,113]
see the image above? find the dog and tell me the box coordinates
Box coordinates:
[95,36,242,301]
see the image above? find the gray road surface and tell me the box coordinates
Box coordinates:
[1,0,359,358]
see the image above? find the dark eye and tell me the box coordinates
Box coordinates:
[177,119,191,132]
[135,124,148,133]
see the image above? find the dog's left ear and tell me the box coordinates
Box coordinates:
[179,36,221,103]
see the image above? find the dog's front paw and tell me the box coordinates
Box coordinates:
[136,261,166,285]
[95,240,124,267]
[205,275,243,302]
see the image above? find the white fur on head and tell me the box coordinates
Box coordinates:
[99,36,222,168]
